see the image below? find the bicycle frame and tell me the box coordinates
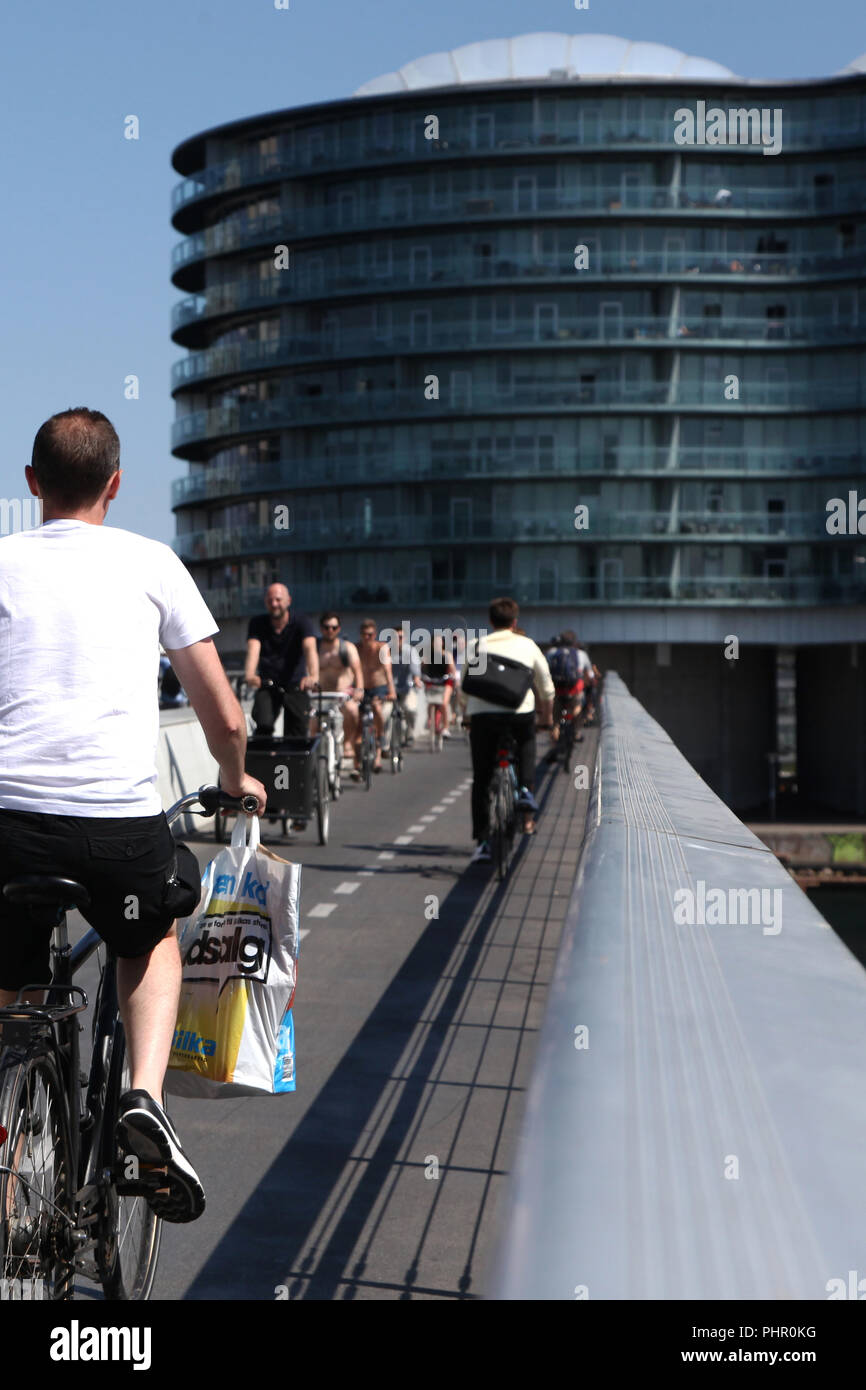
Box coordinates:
[0,785,255,1295]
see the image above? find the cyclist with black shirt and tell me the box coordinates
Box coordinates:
[244,584,319,737]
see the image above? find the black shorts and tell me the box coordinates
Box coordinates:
[0,808,201,991]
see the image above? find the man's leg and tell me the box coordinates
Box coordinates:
[469,715,498,843]
[282,689,309,739]
[252,685,277,735]
[116,926,181,1099]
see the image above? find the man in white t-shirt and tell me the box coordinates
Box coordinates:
[0,407,267,1223]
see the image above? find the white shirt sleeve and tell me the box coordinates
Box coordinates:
[155,546,220,650]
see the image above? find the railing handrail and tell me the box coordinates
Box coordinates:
[488,671,866,1299]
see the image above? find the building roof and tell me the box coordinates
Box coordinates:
[353,33,741,95]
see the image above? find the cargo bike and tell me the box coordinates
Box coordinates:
[214,680,331,844]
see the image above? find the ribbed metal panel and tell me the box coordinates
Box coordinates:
[489,673,866,1299]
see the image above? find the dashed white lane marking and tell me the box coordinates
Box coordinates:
[335,881,360,894]
[431,805,447,812]
[377,851,395,860]
[407,824,426,833]
[300,928,310,941]
[394,835,414,845]
[358,870,377,877]
[307,903,336,918]
[419,815,437,823]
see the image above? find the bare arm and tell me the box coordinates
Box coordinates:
[300,635,319,689]
[165,638,267,811]
[378,644,397,700]
[244,637,262,689]
[346,641,364,695]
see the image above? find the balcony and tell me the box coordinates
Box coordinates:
[173,174,866,238]
[171,315,866,387]
[171,449,866,507]
[173,509,846,563]
[171,226,866,293]
[171,123,866,223]
[171,381,865,454]
[195,572,866,619]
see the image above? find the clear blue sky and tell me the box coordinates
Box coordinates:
[0,0,861,542]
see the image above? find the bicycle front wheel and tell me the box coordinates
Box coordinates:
[0,1049,75,1300]
[98,1025,162,1300]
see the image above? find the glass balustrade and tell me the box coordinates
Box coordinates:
[172,118,865,214]
[170,316,866,387]
[170,449,866,506]
[171,380,866,450]
[172,510,845,562]
[196,571,866,618]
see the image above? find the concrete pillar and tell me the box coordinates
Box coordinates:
[593,643,776,811]
[796,644,866,815]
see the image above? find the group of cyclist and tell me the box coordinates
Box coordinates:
[0,408,604,1242]
[236,584,463,777]
[229,584,601,865]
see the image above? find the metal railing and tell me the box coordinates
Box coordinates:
[488,672,866,1298]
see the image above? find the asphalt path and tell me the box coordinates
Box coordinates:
[68,720,597,1300]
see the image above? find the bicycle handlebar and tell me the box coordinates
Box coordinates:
[165,785,259,824]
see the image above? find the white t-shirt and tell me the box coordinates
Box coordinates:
[0,520,218,816]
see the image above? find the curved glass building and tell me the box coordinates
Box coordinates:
[170,33,866,807]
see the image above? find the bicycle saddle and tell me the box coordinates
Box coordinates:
[2,875,92,913]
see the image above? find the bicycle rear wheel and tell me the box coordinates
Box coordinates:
[487,775,507,881]
[363,730,374,791]
[0,1049,75,1300]
[561,717,576,774]
[98,1023,162,1301]
[316,756,330,845]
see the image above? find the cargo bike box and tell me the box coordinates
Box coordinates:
[214,734,330,844]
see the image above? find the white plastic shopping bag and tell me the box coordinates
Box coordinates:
[164,815,301,1099]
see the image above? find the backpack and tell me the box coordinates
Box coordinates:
[547,646,580,687]
[317,635,350,667]
[462,649,534,709]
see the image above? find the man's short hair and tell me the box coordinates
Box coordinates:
[560,630,577,647]
[489,596,519,629]
[31,408,120,508]
[359,617,377,633]
[320,611,340,626]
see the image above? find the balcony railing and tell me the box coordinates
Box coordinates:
[171,315,866,387]
[171,381,864,450]
[171,218,866,287]
[195,572,866,618]
[171,450,866,506]
[173,177,866,239]
[172,121,866,215]
[173,509,843,562]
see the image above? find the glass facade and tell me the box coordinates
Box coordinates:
[170,72,866,637]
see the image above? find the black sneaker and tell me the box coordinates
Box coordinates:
[116,1089,206,1223]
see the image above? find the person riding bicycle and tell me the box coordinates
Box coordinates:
[244,584,319,738]
[545,630,594,760]
[392,626,422,746]
[315,611,363,763]
[462,597,554,862]
[420,634,458,738]
[357,619,397,774]
[0,407,267,1224]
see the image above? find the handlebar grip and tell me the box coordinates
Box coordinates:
[197,785,261,816]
